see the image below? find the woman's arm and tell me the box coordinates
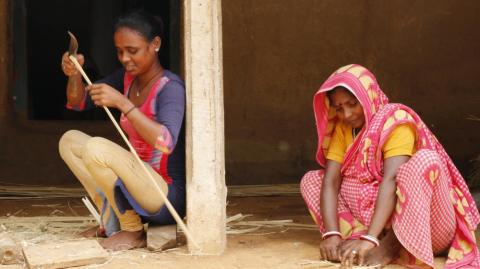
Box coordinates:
[86,77,184,154]
[86,83,171,153]
[123,107,174,153]
[88,80,185,154]
[128,81,185,154]
[321,160,342,232]
[367,155,409,237]
[319,160,343,261]
[367,124,416,238]
[339,155,409,266]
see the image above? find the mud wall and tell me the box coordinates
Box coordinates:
[0,0,9,121]
[222,0,480,184]
[0,1,479,186]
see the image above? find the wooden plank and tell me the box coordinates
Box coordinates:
[146,224,177,251]
[0,233,23,265]
[184,0,227,255]
[23,240,109,269]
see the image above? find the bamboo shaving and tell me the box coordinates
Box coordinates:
[0,216,95,223]
[228,184,299,197]
[0,215,96,244]
[82,196,101,224]
[226,213,317,235]
[299,259,381,269]
[0,185,85,199]
[467,114,480,121]
[226,213,252,223]
[227,226,261,234]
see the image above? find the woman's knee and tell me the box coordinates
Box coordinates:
[300,170,323,194]
[83,137,114,164]
[59,130,85,159]
[409,149,441,167]
[59,130,81,147]
[398,149,441,175]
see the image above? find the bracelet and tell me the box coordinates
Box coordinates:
[322,231,342,240]
[124,105,137,116]
[360,234,380,247]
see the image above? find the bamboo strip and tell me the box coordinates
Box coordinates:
[228,184,299,197]
[226,214,318,234]
[81,197,101,225]
[299,259,381,269]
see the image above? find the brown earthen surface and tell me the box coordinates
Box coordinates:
[0,195,471,268]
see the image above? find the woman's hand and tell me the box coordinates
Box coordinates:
[319,235,342,262]
[61,52,84,76]
[339,239,375,267]
[86,83,130,110]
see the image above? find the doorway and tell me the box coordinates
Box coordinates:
[12,0,180,120]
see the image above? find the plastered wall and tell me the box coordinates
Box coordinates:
[222,0,480,184]
[0,0,479,186]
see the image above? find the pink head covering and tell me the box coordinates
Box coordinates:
[313,64,389,167]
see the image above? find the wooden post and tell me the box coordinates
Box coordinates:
[183,0,226,254]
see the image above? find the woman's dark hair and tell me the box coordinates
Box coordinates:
[114,9,164,42]
[326,86,353,102]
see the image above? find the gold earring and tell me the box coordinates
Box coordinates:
[155,48,159,52]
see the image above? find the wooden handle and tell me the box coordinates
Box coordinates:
[67,55,199,249]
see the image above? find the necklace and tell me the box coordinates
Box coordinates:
[134,69,163,97]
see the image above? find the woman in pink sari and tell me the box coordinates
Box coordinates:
[300,64,480,268]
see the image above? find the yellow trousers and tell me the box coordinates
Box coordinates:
[58,130,168,233]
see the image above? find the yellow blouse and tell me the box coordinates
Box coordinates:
[326,122,416,164]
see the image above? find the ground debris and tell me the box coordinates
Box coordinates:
[299,259,380,269]
[0,185,85,200]
[0,216,96,245]
[226,213,317,235]
[228,184,299,197]
[0,232,23,265]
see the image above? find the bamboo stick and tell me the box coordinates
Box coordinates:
[81,197,101,225]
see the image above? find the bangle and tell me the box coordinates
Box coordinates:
[360,234,380,247]
[124,105,136,116]
[322,231,342,240]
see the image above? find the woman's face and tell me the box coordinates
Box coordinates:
[329,88,365,129]
[114,27,159,76]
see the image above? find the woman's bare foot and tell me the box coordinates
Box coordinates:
[101,230,146,251]
[78,226,106,238]
[363,229,401,267]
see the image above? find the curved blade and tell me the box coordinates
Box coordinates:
[67,31,78,56]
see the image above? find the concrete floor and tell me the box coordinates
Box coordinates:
[0,194,472,269]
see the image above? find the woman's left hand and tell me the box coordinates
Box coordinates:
[339,239,375,267]
[87,83,128,109]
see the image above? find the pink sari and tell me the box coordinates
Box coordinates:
[300,64,480,268]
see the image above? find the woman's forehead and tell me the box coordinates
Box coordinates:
[329,88,356,102]
[114,27,149,44]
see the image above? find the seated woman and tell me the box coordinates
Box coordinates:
[300,64,480,268]
[58,10,185,250]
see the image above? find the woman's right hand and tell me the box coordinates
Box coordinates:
[61,52,84,76]
[319,235,342,262]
